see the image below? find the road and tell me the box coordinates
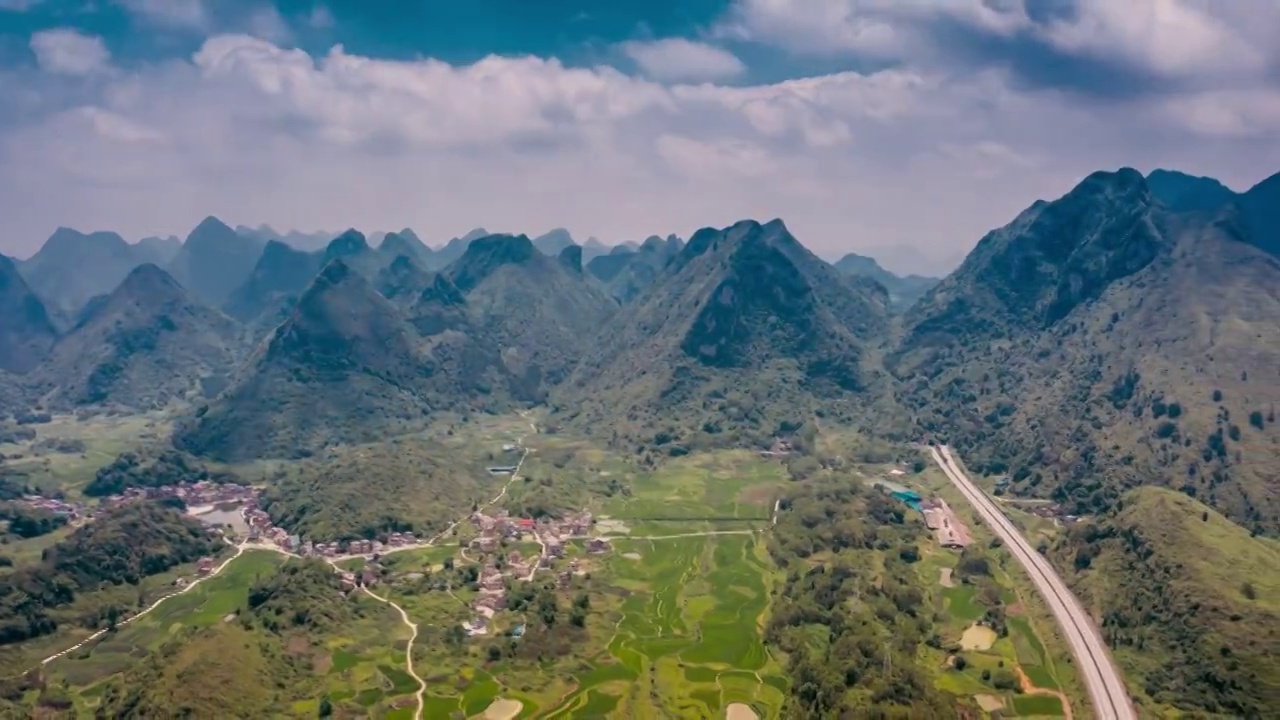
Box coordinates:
[929,445,1136,720]
[360,586,425,716]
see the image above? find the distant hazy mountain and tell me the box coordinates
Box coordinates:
[561,219,890,446]
[236,224,336,252]
[581,236,609,263]
[378,229,433,267]
[133,235,183,266]
[19,228,140,315]
[0,253,58,374]
[29,264,243,409]
[585,234,684,303]
[831,252,938,310]
[432,227,490,269]
[532,228,575,256]
[166,217,264,306]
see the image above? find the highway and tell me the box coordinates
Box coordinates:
[929,445,1136,720]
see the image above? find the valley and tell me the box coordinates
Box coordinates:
[1,166,1278,717]
[2,411,1087,718]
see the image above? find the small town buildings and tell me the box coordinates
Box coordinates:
[588,538,611,554]
[197,557,214,574]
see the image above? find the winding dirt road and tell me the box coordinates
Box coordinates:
[930,445,1135,720]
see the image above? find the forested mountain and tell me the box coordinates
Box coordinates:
[559,219,891,449]
[27,264,243,409]
[892,168,1280,531]
[0,254,58,374]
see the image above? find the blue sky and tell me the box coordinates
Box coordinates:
[2,1,1279,273]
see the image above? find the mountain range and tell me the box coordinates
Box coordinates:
[4,166,1278,533]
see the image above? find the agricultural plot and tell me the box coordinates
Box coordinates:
[909,484,1077,718]
[36,550,417,717]
[0,412,172,496]
[398,532,785,719]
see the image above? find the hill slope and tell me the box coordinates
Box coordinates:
[175,260,449,461]
[559,219,891,448]
[0,254,58,374]
[1050,487,1280,716]
[892,168,1280,531]
[435,233,617,395]
[28,264,244,409]
[166,217,264,306]
[222,240,322,323]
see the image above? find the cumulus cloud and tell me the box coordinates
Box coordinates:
[621,38,746,82]
[29,29,111,76]
[716,1,1280,103]
[0,27,1277,273]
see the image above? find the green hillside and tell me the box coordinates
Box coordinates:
[1051,487,1280,716]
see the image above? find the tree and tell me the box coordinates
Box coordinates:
[486,644,502,662]
[953,655,967,671]
[318,695,333,718]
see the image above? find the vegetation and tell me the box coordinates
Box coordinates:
[27,264,244,410]
[1051,487,1280,716]
[84,449,243,497]
[259,438,496,541]
[767,477,964,717]
[891,169,1280,533]
[0,501,221,645]
[558,219,893,450]
[0,503,67,539]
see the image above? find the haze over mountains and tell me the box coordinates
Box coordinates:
[3,166,1278,535]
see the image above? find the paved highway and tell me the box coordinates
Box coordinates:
[930,445,1136,720]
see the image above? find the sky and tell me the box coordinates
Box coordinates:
[1,1,1279,274]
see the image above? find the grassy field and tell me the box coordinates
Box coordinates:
[1051,486,1280,717]
[0,412,173,496]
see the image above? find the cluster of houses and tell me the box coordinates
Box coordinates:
[460,510,611,636]
[469,509,594,549]
[242,505,424,558]
[102,481,260,510]
[14,494,86,519]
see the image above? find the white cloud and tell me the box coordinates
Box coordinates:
[621,38,746,82]
[115,0,209,30]
[29,29,111,76]
[713,0,904,58]
[0,32,1277,272]
[1040,0,1269,80]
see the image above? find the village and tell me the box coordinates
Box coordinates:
[459,509,610,636]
